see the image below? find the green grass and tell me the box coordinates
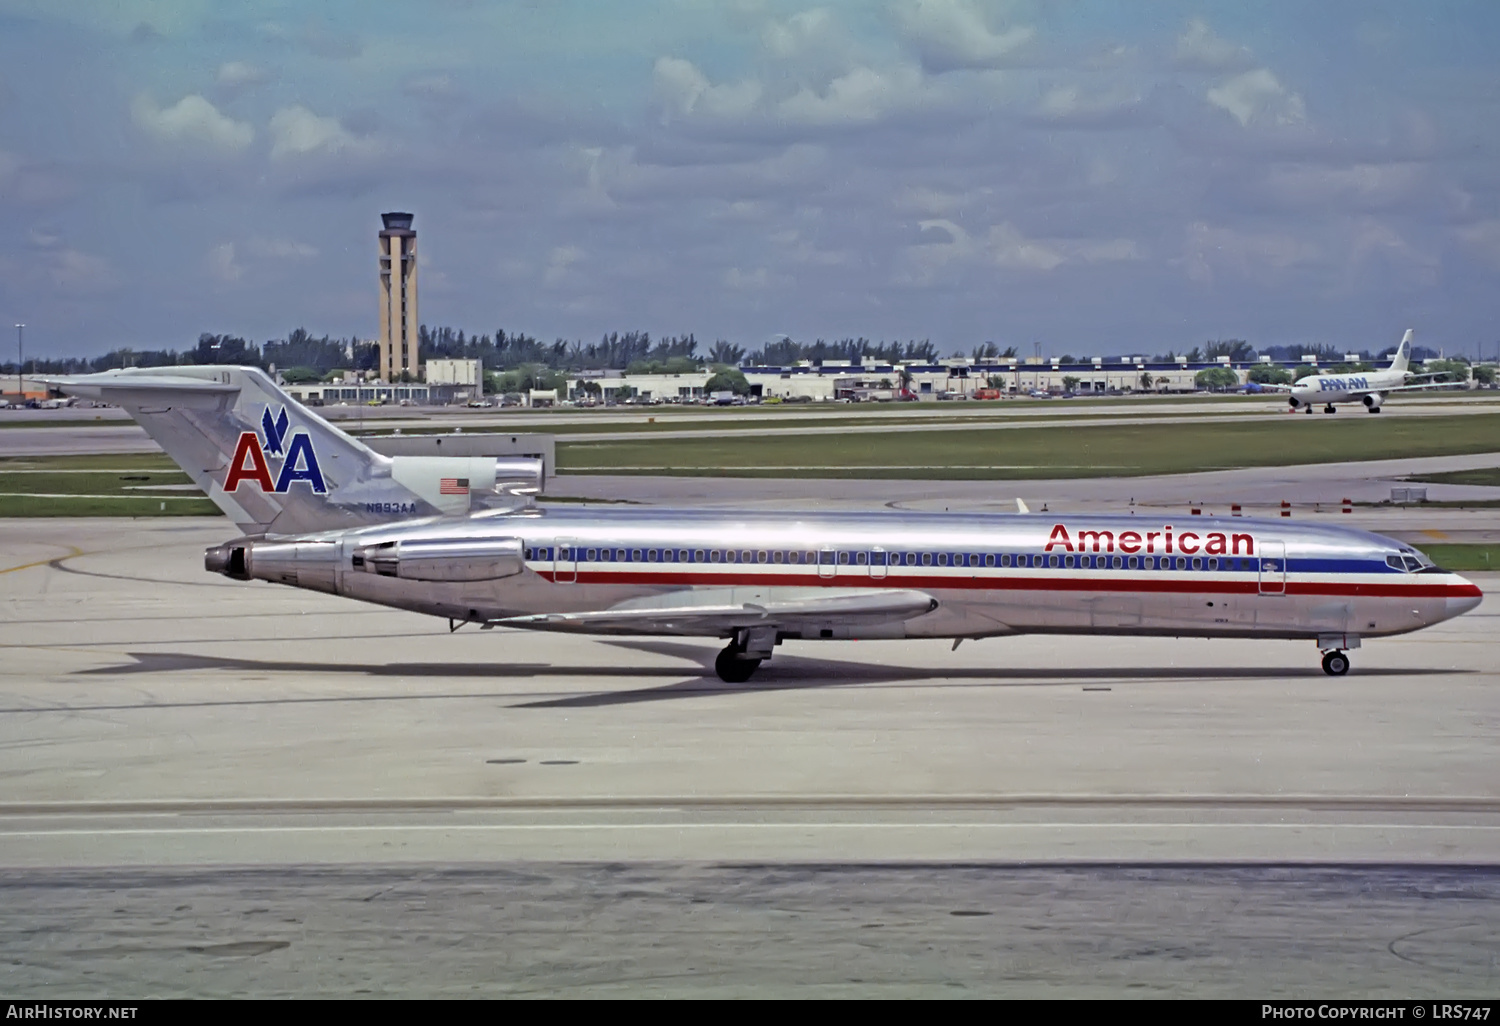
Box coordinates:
[556,412,1500,479]
[1416,544,1500,572]
[0,470,195,495]
[1404,467,1500,487]
[0,457,213,516]
[0,495,220,516]
[0,453,181,471]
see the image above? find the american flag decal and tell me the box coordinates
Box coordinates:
[440,478,470,495]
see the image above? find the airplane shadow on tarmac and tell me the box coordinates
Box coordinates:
[60,644,1470,713]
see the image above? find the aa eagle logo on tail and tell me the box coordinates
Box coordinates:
[224,406,328,494]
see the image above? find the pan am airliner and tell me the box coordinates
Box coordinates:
[47,365,1482,681]
[1257,329,1456,414]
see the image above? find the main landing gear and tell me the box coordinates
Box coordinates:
[715,644,761,683]
[1321,650,1350,676]
[714,626,778,683]
[1324,404,1338,414]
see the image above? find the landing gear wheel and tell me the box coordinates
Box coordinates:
[715,645,761,684]
[1321,650,1350,676]
[1367,407,1381,413]
[1324,405,1337,414]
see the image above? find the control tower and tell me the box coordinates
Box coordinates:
[378,211,418,382]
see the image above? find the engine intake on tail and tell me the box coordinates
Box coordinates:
[389,456,543,514]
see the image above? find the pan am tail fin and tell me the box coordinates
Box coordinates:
[1390,329,1413,374]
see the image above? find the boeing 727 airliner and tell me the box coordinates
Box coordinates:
[48,365,1482,681]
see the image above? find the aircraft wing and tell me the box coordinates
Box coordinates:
[1250,382,1295,392]
[1358,381,1464,396]
[492,587,939,635]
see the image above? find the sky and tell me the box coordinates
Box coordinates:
[2,0,1499,361]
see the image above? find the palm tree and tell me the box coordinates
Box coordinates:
[1139,371,1155,391]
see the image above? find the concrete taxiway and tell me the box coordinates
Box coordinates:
[2,515,1497,996]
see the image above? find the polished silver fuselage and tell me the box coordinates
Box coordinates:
[247,508,1482,643]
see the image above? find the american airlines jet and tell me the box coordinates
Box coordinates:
[1261,329,1454,413]
[48,366,1482,681]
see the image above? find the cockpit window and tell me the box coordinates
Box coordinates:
[1388,553,1435,573]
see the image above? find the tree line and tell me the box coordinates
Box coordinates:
[5,328,1489,383]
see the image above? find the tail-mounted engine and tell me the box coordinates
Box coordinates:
[351,537,525,582]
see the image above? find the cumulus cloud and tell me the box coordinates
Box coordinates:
[653,57,762,121]
[778,64,926,125]
[1174,18,1253,72]
[1034,84,1142,125]
[131,94,254,151]
[268,105,369,160]
[906,217,1139,282]
[895,0,1034,71]
[1260,162,1421,209]
[763,9,837,59]
[1182,222,1319,284]
[1207,69,1306,127]
[216,61,266,92]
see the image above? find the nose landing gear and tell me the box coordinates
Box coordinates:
[1321,650,1350,676]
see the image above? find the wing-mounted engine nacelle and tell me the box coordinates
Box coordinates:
[1288,396,1303,409]
[352,537,526,582]
[389,455,544,514]
[1363,393,1383,411]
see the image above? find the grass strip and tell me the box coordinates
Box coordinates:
[1415,544,1500,572]
[556,412,1500,479]
[0,495,220,517]
[1404,467,1500,487]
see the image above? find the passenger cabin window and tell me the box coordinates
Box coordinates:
[921,553,932,566]
[1128,556,1138,569]
[855,552,867,565]
[984,554,995,567]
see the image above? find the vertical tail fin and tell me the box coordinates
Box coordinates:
[1389,329,1413,373]
[48,366,426,535]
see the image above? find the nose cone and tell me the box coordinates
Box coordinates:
[1444,576,1484,621]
